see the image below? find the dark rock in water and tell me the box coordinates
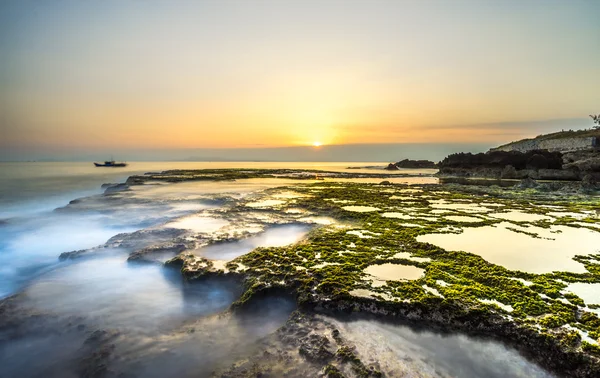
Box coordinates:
[379,180,392,185]
[106,228,188,250]
[582,174,597,185]
[384,163,399,171]
[581,174,599,192]
[500,165,518,179]
[165,252,220,279]
[79,329,120,378]
[127,244,187,264]
[102,183,129,194]
[100,183,119,189]
[59,249,91,261]
[515,177,539,189]
[298,334,335,362]
[395,159,437,169]
[526,154,549,170]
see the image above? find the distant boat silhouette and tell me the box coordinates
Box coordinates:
[94,158,127,167]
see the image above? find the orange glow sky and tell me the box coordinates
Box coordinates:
[1,0,599,155]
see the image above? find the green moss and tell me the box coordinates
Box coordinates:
[582,341,600,356]
[324,364,345,378]
[160,170,600,363]
[562,331,582,347]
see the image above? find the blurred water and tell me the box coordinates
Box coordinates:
[0,161,410,297]
[329,315,555,378]
[0,163,559,377]
[197,224,312,260]
[0,161,410,218]
[24,254,242,331]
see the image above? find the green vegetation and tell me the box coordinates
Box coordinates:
[161,170,600,365]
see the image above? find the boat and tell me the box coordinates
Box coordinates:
[94,160,127,167]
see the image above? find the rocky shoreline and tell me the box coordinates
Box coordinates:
[2,168,600,377]
[166,257,599,378]
[436,148,600,193]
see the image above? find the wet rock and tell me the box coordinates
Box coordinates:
[526,154,549,170]
[106,228,188,249]
[500,165,518,179]
[60,249,90,261]
[79,330,120,378]
[214,311,356,378]
[384,163,398,171]
[582,174,597,186]
[395,159,437,169]
[165,252,224,279]
[515,177,539,189]
[127,243,187,264]
[580,174,600,193]
[298,334,335,362]
[102,183,129,194]
[530,168,580,181]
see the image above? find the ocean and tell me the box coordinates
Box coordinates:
[0,161,555,378]
[0,161,414,297]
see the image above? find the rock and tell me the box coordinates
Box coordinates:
[500,165,518,179]
[298,334,334,362]
[394,159,437,169]
[581,174,599,192]
[563,150,600,173]
[384,163,399,171]
[526,154,549,170]
[438,150,566,179]
[582,174,597,185]
[102,183,129,194]
[534,169,580,181]
[440,150,563,170]
[515,177,539,189]
[59,249,89,261]
[379,181,392,185]
[164,252,231,279]
[127,244,187,264]
[100,183,119,189]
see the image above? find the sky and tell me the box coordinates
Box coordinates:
[1,0,599,161]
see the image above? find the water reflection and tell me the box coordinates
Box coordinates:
[364,263,425,283]
[418,222,600,274]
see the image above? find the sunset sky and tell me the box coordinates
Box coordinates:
[1,0,599,160]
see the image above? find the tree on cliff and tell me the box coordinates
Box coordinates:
[591,114,600,129]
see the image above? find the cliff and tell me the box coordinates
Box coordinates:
[491,129,599,153]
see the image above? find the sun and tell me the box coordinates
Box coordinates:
[313,141,322,147]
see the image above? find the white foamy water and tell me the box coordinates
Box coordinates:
[0,163,362,298]
[197,224,311,261]
[24,255,241,331]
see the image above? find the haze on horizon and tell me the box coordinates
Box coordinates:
[1,0,599,161]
